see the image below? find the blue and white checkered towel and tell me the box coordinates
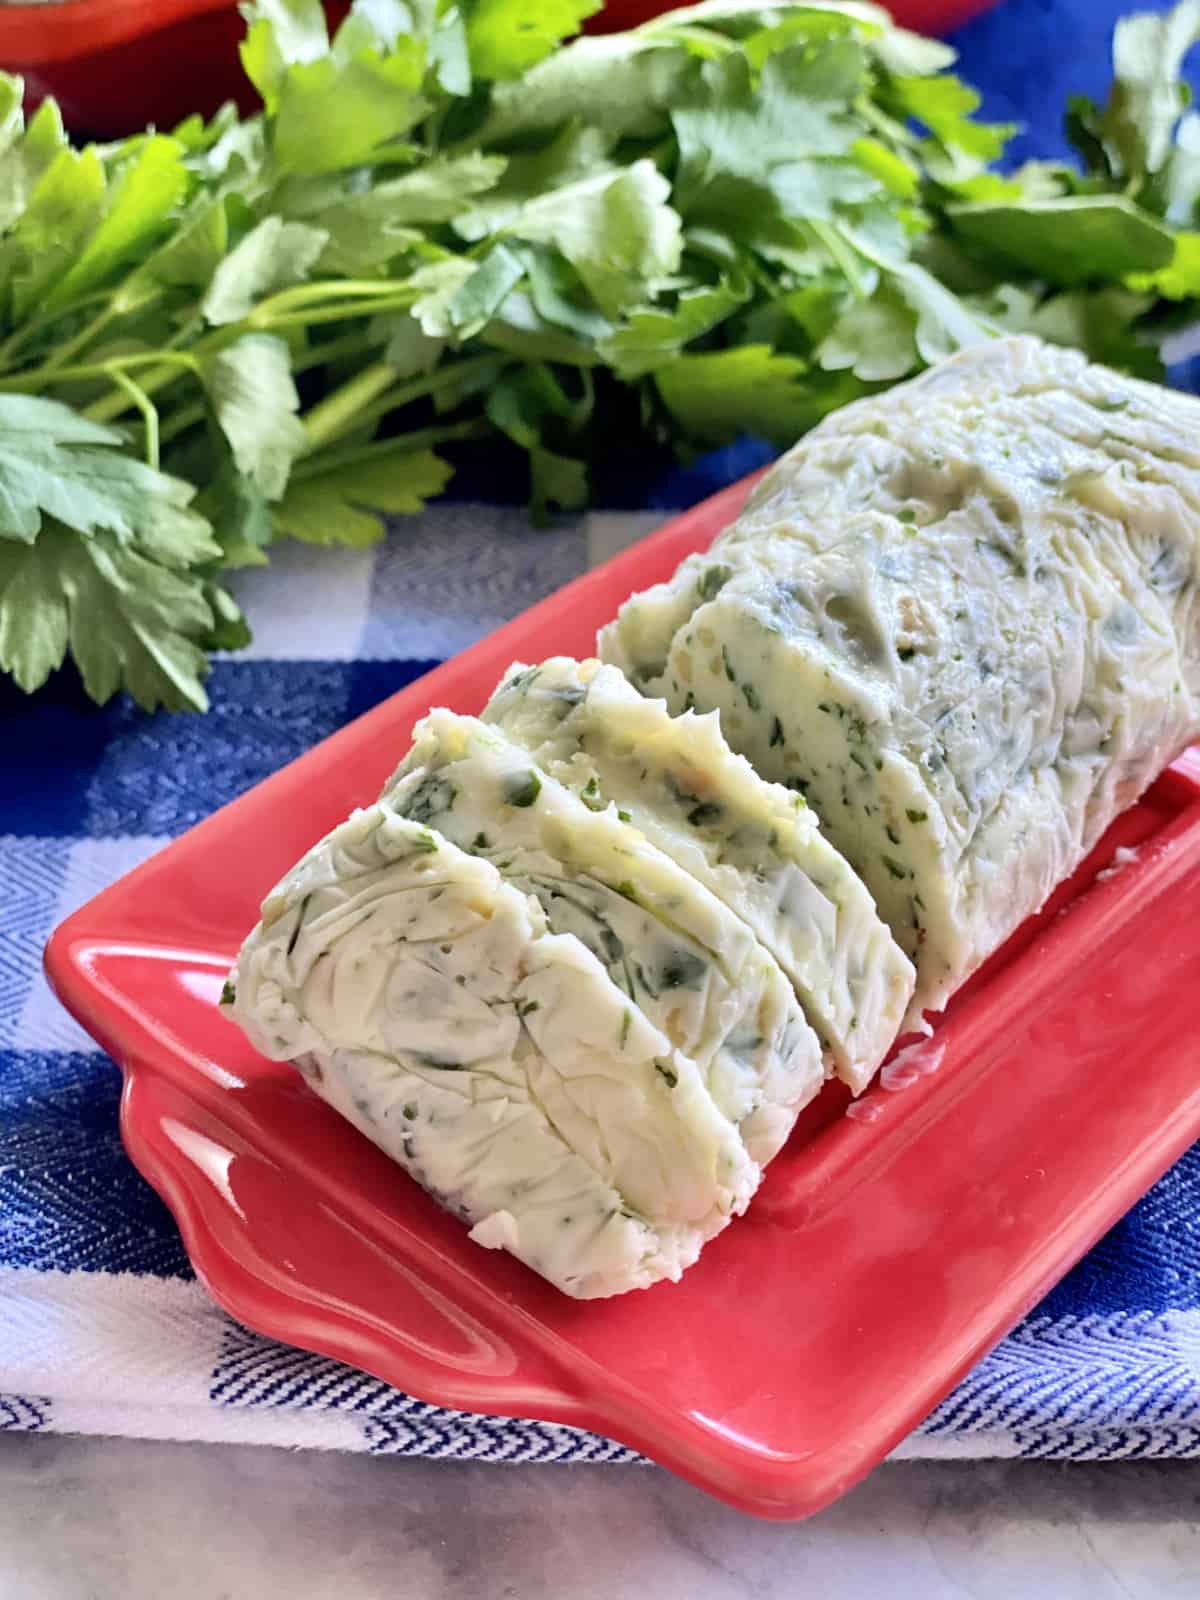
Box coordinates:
[4,0,1200,1469]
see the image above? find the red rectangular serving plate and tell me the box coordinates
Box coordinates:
[45,472,1200,1520]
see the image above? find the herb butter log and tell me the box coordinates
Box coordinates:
[480,656,914,1091]
[384,711,825,1165]
[601,336,1200,1020]
[222,810,763,1298]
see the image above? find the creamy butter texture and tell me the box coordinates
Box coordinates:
[480,657,913,1091]
[602,337,1200,1018]
[385,710,826,1166]
[224,808,761,1297]
[224,336,1200,1296]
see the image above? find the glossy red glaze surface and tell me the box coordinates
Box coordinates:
[0,0,997,137]
[46,471,1200,1519]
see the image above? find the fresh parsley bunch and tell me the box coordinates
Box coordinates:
[1,0,1198,712]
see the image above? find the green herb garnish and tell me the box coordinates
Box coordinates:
[505,770,542,807]
[403,776,457,825]
[697,564,732,602]
[687,801,722,827]
[580,776,606,812]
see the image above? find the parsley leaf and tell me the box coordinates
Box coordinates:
[0,395,216,555]
[272,447,453,545]
[454,126,612,241]
[272,44,429,176]
[884,73,1014,163]
[0,394,229,707]
[0,146,106,322]
[673,42,868,230]
[1100,0,1200,180]
[598,270,751,379]
[44,135,189,313]
[817,286,917,382]
[485,366,589,520]
[463,0,602,81]
[656,344,863,444]
[480,32,693,144]
[948,196,1177,286]
[501,161,683,318]
[240,0,330,108]
[0,94,68,234]
[202,335,307,500]
[288,153,506,274]
[201,215,328,324]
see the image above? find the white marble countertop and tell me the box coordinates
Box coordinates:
[4,1434,1200,1598]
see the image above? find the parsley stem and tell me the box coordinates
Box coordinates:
[39,303,125,375]
[0,289,112,369]
[40,283,165,376]
[158,399,209,446]
[301,361,398,450]
[300,354,502,451]
[809,219,872,297]
[858,98,922,151]
[166,314,204,351]
[248,278,415,326]
[79,354,202,423]
[292,330,380,373]
[109,371,160,469]
[292,419,489,482]
[257,294,420,330]
[0,348,200,398]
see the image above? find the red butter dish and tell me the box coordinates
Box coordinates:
[45,471,1200,1520]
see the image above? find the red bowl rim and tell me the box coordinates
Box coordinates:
[0,0,240,64]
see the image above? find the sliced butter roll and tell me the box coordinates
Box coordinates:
[481,656,913,1092]
[385,711,824,1163]
[601,335,1200,1020]
[605,339,1200,684]
[223,808,759,1298]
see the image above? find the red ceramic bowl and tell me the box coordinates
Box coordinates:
[0,0,347,133]
[0,0,999,137]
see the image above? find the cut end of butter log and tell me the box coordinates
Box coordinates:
[223,808,767,1298]
[222,334,1200,1297]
